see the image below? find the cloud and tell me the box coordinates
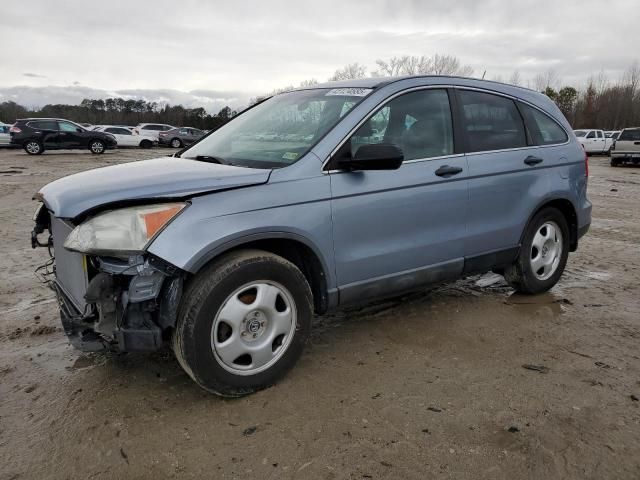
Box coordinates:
[1,0,639,97]
[22,73,47,78]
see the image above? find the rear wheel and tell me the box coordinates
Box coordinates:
[173,249,313,397]
[504,207,569,294]
[24,140,43,155]
[170,138,182,148]
[89,139,105,154]
[139,139,152,149]
[611,158,620,167]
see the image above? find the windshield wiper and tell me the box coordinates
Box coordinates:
[189,155,229,165]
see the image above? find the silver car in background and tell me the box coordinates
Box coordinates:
[0,122,12,146]
[158,127,206,148]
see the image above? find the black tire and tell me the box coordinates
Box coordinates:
[139,139,152,149]
[170,138,182,148]
[173,249,313,397]
[89,139,106,154]
[610,158,620,167]
[504,207,570,295]
[24,140,43,155]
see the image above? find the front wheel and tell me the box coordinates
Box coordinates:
[170,138,182,148]
[173,249,313,397]
[139,139,152,149]
[504,207,570,294]
[24,140,43,155]
[89,139,105,154]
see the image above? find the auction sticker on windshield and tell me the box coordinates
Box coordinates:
[325,88,372,96]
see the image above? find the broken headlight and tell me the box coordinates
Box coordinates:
[64,202,186,255]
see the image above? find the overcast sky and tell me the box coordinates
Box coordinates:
[1,0,638,111]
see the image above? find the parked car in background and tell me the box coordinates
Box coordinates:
[92,126,157,148]
[10,118,117,155]
[605,130,621,140]
[133,123,175,140]
[0,122,12,146]
[610,127,640,166]
[158,127,205,148]
[573,129,614,154]
[31,76,590,396]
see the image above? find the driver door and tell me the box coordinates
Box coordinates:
[57,121,84,148]
[328,88,468,304]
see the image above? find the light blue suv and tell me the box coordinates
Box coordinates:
[32,76,591,396]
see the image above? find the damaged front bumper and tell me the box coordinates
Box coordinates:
[33,211,185,353]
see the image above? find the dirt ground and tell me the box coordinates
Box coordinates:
[0,147,639,480]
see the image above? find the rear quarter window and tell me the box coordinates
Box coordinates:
[518,103,568,145]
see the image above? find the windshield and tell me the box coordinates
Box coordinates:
[181,88,372,168]
[573,130,587,137]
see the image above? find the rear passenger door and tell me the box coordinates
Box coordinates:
[29,120,60,149]
[458,89,550,262]
[329,88,468,304]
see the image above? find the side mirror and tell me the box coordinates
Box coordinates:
[339,143,404,171]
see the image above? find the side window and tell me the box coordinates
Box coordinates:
[518,103,568,145]
[179,128,189,135]
[30,120,58,130]
[586,131,595,139]
[59,121,79,132]
[458,90,526,152]
[105,128,119,134]
[350,89,453,161]
[117,128,132,135]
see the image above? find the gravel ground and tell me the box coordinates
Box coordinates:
[0,148,639,480]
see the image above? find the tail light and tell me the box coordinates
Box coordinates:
[584,147,589,177]
[9,126,21,133]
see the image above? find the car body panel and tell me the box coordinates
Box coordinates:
[39,157,272,218]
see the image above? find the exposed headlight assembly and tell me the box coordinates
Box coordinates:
[64,202,186,255]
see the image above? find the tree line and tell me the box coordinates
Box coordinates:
[0,98,238,130]
[2,55,639,131]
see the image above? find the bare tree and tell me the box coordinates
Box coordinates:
[533,69,560,92]
[373,56,408,77]
[299,78,319,88]
[509,70,522,86]
[374,54,473,77]
[430,54,473,76]
[329,63,367,81]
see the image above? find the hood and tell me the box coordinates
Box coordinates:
[39,156,271,219]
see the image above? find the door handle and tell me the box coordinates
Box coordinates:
[524,155,543,166]
[434,165,463,177]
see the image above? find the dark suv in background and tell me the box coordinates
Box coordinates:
[10,118,117,155]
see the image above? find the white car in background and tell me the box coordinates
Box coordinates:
[0,122,12,146]
[92,126,157,148]
[573,129,614,155]
[132,123,175,141]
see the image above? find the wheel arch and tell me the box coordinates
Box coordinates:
[522,197,579,251]
[188,232,332,314]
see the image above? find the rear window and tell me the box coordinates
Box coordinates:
[619,129,640,141]
[518,103,568,145]
[574,130,587,137]
[458,90,526,152]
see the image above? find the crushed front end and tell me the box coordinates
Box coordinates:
[32,203,185,352]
